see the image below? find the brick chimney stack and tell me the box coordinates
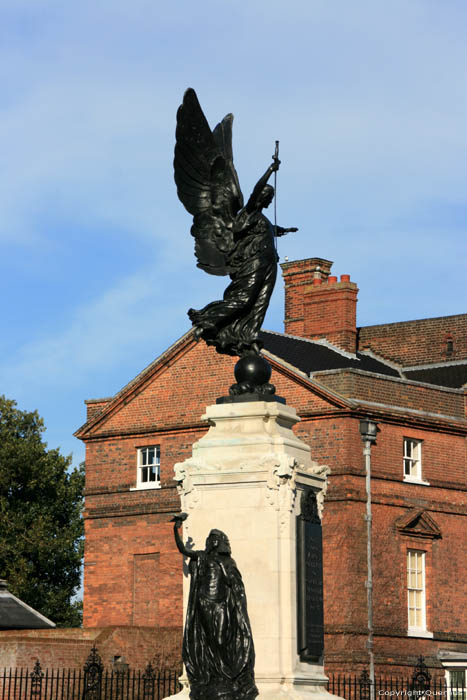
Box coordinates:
[281,257,359,354]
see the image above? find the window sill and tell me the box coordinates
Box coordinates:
[403,477,430,486]
[130,483,162,491]
[407,629,433,638]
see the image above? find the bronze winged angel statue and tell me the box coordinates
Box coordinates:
[174,89,297,396]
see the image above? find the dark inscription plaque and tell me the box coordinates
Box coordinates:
[296,489,324,662]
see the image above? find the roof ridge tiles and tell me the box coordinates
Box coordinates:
[357,348,402,374]
[403,358,467,371]
[262,328,358,360]
[358,311,467,330]
[313,366,464,393]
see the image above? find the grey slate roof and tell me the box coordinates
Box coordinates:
[0,580,55,629]
[404,363,467,389]
[260,330,467,390]
[260,330,401,378]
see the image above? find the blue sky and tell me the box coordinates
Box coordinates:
[1,0,466,467]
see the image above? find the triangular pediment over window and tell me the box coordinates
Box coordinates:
[396,509,442,539]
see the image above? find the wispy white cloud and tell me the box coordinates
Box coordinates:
[0,0,466,461]
[0,256,222,393]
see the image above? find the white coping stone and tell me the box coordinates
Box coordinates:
[167,400,343,700]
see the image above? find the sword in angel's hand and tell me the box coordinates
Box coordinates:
[273,141,279,244]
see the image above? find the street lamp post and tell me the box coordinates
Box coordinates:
[359,418,378,700]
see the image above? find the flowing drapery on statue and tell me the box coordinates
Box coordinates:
[174,88,297,362]
[172,514,258,700]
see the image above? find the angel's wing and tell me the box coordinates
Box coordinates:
[174,88,244,276]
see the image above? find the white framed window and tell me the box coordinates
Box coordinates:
[403,438,426,483]
[134,446,161,489]
[446,670,466,698]
[407,550,431,636]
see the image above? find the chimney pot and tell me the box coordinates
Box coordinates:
[328,276,337,284]
[312,278,322,286]
[340,274,351,282]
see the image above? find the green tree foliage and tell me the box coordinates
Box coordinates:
[0,396,84,627]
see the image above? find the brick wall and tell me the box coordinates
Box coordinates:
[81,340,236,439]
[322,438,467,674]
[85,398,111,421]
[369,423,467,489]
[321,416,467,674]
[84,514,182,629]
[0,627,182,670]
[314,369,465,419]
[359,314,467,365]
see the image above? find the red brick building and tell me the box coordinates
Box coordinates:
[75,257,467,681]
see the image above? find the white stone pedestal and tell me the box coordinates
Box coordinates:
[167,400,341,700]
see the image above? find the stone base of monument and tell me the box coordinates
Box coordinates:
[166,400,343,700]
[168,679,341,699]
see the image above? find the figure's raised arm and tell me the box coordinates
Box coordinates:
[246,159,280,213]
[171,514,198,560]
[275,226,298,237]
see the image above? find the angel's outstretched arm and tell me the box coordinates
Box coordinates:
[246,160,280,213]
[275,226,298,237]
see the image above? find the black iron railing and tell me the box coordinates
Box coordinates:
[328,660,466,700]
[1,652,465,700]
[0,658,181,700]
[328,675,466,700]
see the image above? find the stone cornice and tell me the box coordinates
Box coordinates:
[84,502,178,520]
